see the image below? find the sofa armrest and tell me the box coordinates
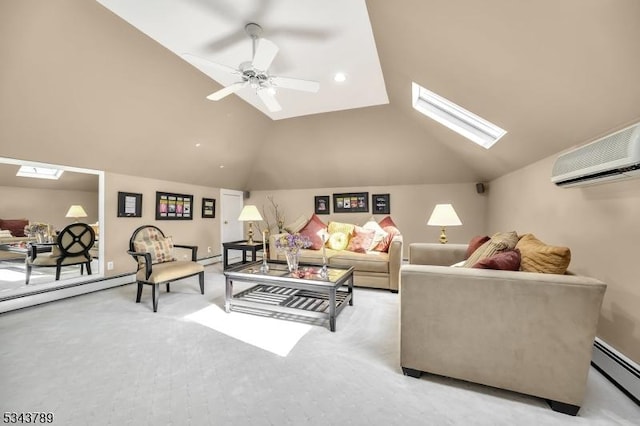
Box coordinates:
[388,234,403,291]
[268,232,287,261]
[400,264,606,406]
[409,243,467,266]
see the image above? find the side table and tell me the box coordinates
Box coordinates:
[222,240,268,269]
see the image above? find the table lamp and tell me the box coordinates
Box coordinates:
[65,205,88,222]
[427,203,462,244]
[238,205,263,244]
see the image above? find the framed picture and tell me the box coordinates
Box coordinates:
[117,191,142,217]
[156,191,193,220]
[202,198,216,218]
[372,193,390,214]
[314,195,330,214]
[333,192,369,213]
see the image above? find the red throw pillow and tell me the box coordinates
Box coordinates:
[378,216,397,228]
[373,225,401,252]
[298,214,327,250]
[472,249,521,271]
[466,235,490,259]
[0,219,29,237]
[346,226,376,253]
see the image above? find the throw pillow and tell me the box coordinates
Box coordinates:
[346,226,376,253]
[284,213,310,234]
[328,232,349,251]
[328,221,355,237]
[0,219,29,237]
[466,235,490,259]
[515,233,571,274]
[378,216,397,228]
[373,225,401,252]
[463,231,519,267]
[472,249,521,271]
[133,231,176,267]
[362,219,388,251]
[298,214,327,250]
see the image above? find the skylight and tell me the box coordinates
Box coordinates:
[411,82,507,149]
[16,166,64,180]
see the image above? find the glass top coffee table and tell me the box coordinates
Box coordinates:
[223,261,354,332]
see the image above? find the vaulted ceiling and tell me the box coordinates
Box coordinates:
[1,0,640,191]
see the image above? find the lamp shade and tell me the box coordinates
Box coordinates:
[65,205,88,219]
[238,205,263,222]
[427,204,462,226]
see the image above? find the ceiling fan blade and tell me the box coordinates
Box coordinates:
[252,38,279,71]
[271,76,320,93]
[181,53,240,76]
[257,88,282,112]
[207,81,248,101]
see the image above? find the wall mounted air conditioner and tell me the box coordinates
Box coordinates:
[551,122,640,188]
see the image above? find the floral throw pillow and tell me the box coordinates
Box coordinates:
[346,226,376,253]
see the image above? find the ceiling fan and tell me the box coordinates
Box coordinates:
[183,23,320,113]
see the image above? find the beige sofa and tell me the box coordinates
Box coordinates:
[269,233,403,292]
[400,243,606,415]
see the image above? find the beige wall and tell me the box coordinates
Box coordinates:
[103,173,221,277]
[0,186,98,231]
[247,183,488,258]
[487,155,640,364]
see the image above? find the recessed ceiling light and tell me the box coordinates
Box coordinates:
[219,165,225,169]
[411,82,507,149]
[195,143,201,147]
[334,72,347,82]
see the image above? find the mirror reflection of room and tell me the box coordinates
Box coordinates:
[0,162,100,292]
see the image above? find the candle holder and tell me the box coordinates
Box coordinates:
[260,231,269,273]
[320,234,328,279]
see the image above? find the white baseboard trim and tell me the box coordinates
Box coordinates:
[0,257,222,314]
[0,274,135,314]
[592,337,640,404]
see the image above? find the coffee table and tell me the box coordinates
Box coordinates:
[223,261,354,332]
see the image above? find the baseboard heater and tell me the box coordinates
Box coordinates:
[592,337,640,405]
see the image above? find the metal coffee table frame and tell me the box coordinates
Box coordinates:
[223,261,354,332]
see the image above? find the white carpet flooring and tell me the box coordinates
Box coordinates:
[0,264,638,425]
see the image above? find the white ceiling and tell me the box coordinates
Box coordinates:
[96,0,389,120]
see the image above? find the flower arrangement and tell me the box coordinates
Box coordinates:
[274,233,311,253]
[25,222,49,236]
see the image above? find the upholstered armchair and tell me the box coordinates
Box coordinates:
[127,225,205,312]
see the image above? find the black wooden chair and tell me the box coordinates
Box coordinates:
[127,225,205,312]
[26,223,95,284]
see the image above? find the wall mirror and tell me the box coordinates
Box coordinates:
[0,157,104,300]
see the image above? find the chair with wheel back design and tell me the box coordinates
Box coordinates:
[127,225,205,312]
[25,223,95,284]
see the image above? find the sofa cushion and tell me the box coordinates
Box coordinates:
[0,219,29,237]
[328,232,349,250]
[472,248,521,271]
[362,219,388,250]
[329,250,389,273]
[378,216,397,228]
[328,221,355,236]
[284,213,310,233]
[466,235,490,259]
[463,231,519,267]
[516,234,571,274]
[373,225,401,252]
[346,226,375,254]
[299,214,327,250]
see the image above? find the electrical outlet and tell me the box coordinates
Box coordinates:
[107,261,114,270]
[207,246,212,254]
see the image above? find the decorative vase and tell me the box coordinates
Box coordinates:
[284,250,300,272]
